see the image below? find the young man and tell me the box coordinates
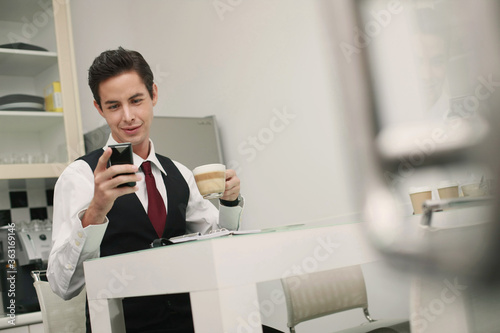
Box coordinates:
[413,7,451,120]
[47,47,244,332]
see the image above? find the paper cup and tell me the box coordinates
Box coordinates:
[437,181,459,200]
[409,186,432,214]
[461,182,487,197]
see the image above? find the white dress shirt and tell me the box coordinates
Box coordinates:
[428,91,450,122]
[47,136,244,300]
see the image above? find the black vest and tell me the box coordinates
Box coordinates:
[80,149,194,333]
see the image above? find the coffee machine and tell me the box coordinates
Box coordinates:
[0,221,52,315]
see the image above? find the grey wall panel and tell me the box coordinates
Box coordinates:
[84,116,224,170]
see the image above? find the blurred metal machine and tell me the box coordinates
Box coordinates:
[0,223,51,314]
[327,0,500,332]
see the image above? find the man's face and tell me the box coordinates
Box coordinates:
[94,71,157,157]
[415,33,448,108]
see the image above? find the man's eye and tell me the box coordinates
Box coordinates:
[132,99,143,104]
[108,104,119,110]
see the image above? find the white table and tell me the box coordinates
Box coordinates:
[83,222,380,332]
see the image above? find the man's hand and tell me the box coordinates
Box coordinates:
[221,169,240,202]
[82,148,141,227]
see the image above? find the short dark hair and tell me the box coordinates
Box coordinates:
[414,8,450,48]
[88,47,154,108]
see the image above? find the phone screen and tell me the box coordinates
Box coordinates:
[108,143,136,187]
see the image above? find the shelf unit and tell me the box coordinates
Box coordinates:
[0,0,84,180]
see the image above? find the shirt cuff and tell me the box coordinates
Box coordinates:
[78,209,109,253]
[218,196,244,230]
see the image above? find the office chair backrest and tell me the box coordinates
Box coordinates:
[33,280,87,333]
[281,265,369,329]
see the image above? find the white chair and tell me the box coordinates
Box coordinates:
[280,265,410,333]
[31,270,87,333]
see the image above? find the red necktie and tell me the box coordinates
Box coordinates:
[141,161,167,237]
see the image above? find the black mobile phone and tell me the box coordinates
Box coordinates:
[108,143,136,187]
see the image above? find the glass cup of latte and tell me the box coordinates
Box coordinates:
[192,163,226,199]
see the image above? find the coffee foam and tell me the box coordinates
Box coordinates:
[193,163,225,175]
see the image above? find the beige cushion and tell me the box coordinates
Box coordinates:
[281,265,369,328]
[281,265,410,332]
[33,281,87,333]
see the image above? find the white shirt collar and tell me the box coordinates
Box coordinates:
[104,135,167,175]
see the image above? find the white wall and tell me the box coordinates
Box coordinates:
[70,0,360,230]
[70,0,135,130]
[69,1,410,331]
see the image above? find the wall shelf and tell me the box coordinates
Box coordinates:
[0,163,68,179]
[0,111,63,131]
[0,48,58,77]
